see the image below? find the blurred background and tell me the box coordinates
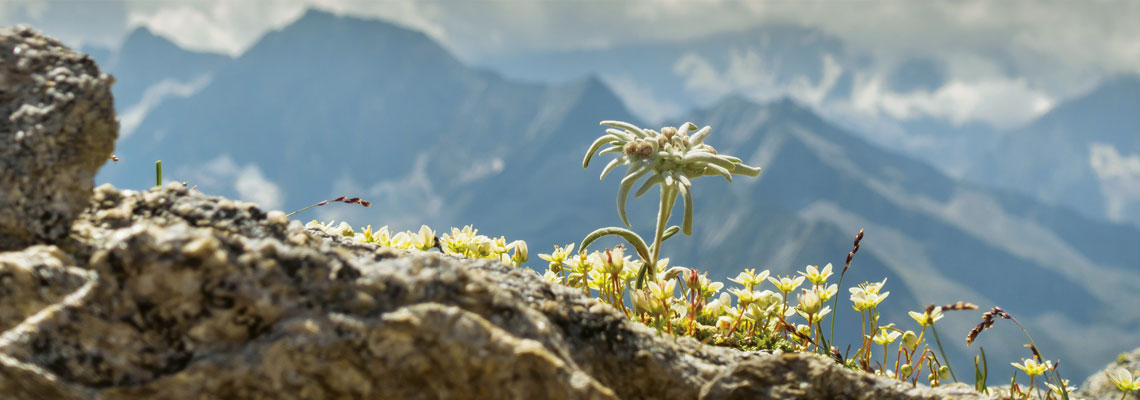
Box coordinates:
[5,0,1138,381]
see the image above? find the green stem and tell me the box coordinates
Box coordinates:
[155,160,162,187]
[930,325,958,382]
[645,186,676,288]
[286,203,322,218]
[827,272,847,346]
[1006,315,1069,400]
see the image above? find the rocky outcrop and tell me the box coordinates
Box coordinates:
[0,184,993,400]
[0,26,117,250]
[1079,347,1140,399]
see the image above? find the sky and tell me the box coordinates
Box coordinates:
[3,0,1138,130]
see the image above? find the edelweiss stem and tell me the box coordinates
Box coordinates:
[645,185,675,288]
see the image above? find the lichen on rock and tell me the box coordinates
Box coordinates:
[0,25,117,250]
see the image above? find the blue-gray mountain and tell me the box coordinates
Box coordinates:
[968,75,1140,228]
[476,25,997,179]
[98,9,1139,381]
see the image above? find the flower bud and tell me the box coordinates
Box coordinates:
[796,288,822,315]
[901,330,919,352]
[900,364,913,377]
[938,365,951,380]
[686,268,701,290]
[511,240,528,266]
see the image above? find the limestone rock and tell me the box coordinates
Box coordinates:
[1079,347,1140,400]
[0,185,995,399]
[0,26,117,250]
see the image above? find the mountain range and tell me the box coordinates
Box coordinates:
[968,75,1140,227]
[477,25,1000,179]
[94,9,1139,380]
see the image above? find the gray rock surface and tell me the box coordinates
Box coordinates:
[1079,347,1140,399]
[0,25,117,250]
[0,183,997,399]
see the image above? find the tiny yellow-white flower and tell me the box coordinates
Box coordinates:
[908,307,943,327]
[729,268,771,291]
[850,288,889,312]
[872,327,902,345]
[1011,358,1052,377]
[538,243,574,265]
[795,288,822,315]
[1106,367,1140,394]
[768,275,805,294]
[798,263,833,285]
[1045,379,1076,396]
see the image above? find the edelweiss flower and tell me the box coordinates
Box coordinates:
[583,120,761,235]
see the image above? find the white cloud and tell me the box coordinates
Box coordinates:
[12,0,1140,129]
[673,50,842,108]
[456,157,505,184]
[234,164,284,211]
[847,73,1054,129]
[602,75,684,125]
[319,153,445,231]
[178,155,284,210]
[119,76,211,139]
[1089,143,1140,222]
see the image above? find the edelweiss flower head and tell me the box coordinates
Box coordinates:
[583,120,762,236]
[798,263,833,285]
[1011,358,1052,377]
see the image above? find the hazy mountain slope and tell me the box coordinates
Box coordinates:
[477,25,994,179]
[968,75,1140,226]
[103,27,231,110]
[95,9,1139,380]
